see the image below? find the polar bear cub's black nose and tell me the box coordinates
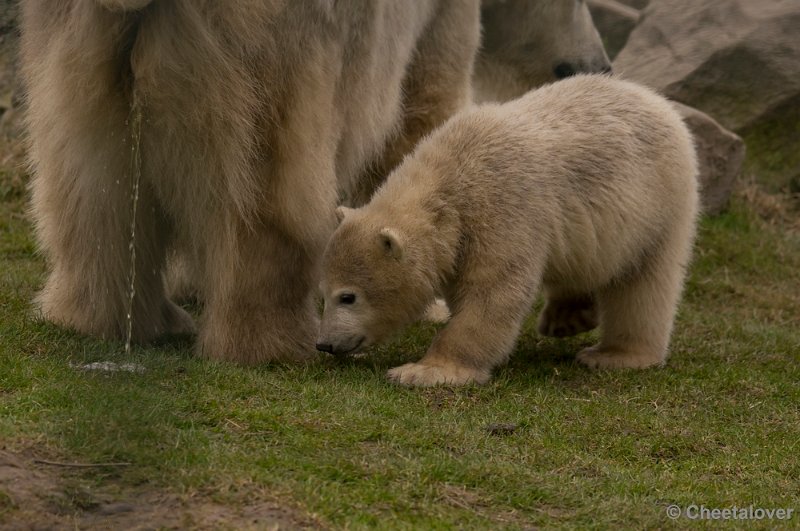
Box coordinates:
[316,342,333,353]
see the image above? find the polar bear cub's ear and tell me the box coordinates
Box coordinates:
[379,227,404,260]
[335,206,355,224]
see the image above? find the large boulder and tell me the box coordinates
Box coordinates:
[614,0,800,191]
[674,103,746,215]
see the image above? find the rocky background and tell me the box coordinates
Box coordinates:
[0,0,798,215]
[589,0,800,214]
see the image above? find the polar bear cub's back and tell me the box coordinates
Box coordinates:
[421,74,698,291]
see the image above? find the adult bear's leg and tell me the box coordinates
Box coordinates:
[197,40,340,364]
[349,0,481,205]
[199,142,336,364]
[198,214,321,365]
[22,3,193,342]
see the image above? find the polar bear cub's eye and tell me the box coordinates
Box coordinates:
[338,293,356,305]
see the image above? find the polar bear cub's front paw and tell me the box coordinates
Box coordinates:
[387,361,490,387]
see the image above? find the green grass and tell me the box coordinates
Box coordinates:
[1,188,799,529]
[740,96,800,193]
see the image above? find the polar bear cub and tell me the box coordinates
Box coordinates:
[317,75,699,387]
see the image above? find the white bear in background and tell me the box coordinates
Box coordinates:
[474,0,612,103]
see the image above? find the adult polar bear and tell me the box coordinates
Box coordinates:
[21,0,480,363]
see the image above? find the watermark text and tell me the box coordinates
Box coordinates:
[666,504,794,521]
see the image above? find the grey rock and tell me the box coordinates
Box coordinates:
[614,0,800,191]
[615,0,800,131]
[674,102,746,215]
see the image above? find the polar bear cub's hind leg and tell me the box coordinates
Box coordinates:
[577,226,694,370]
[537,290,598,338]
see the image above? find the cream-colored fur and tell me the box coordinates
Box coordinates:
[21,0,480,364]
[422,0,613,325]
[474,0,611,103]
[318,75,699,386]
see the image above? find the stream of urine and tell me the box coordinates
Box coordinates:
[124,100,143,356]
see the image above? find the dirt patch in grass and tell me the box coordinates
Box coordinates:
[0,447,322,530]
[439,484,540,528]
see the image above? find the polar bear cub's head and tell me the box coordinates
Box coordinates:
[316,205,438,356]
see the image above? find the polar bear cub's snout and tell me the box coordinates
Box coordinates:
[317,207,441,357]
[316,286,372,356]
